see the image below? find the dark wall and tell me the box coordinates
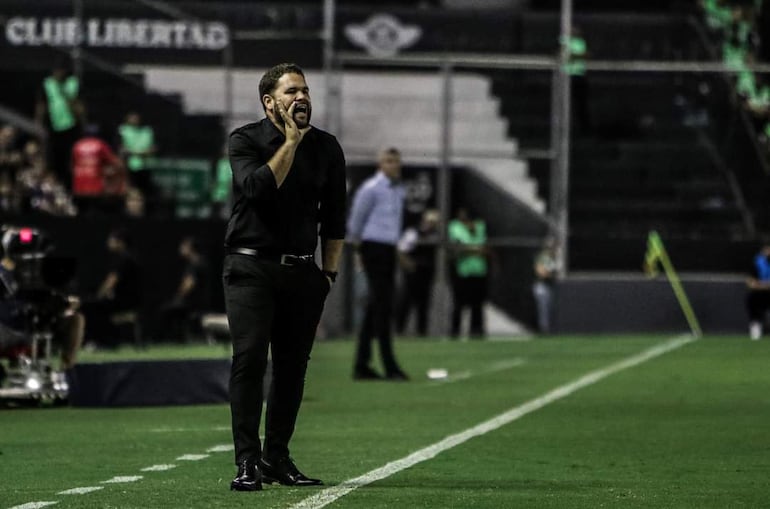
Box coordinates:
[555,275,749,333]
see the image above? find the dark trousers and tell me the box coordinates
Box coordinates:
[356,241,400,373]
[451,275,487,338]
[48,126,80,190]
[395,268,434,336]
[747,290,770,321]
[223,254,329,465]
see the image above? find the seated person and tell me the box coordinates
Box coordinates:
[80,228,140,347]
[747,242,770,340]
[159,237,210,341]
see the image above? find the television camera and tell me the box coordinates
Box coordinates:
[0,225,77,405]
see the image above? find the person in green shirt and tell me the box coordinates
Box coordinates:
[448,207,488,339]
[118,111,156,197]
[211,147,232,219]
[35,61,85,191]
[564,26,591,132]
[747,82,770,115]
[702,0,734,30]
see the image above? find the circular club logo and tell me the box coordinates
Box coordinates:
[345,14,422,57]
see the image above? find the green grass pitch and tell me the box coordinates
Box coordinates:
[2,335,769,508]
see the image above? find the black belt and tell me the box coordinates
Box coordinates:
[228,247,315,266]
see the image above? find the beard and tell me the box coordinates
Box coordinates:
[273,100,312,128]
[292,102,312,128]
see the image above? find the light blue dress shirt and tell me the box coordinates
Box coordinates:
[347,172,405,246]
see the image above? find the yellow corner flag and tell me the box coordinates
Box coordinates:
[644,231,703,337]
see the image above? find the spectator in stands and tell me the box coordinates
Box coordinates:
[71,125,126,216]
[118,112,156,198]
[211,146,232,220]
[81,229,141,347]
[533,236,561,334]
[565,25,591,132]
[35,60,84,190]
[124,187,146,217]
[0,171,16,213]
[394,209,440,337]
[348,147,409,380]
[16,139,76,216]
[702,0,734,33]
[0,127,23,212]
[747,242,770,340]
[746,76,770,116]
[159,237,210,341]
[0,125,23,181]
[448,207,488,339]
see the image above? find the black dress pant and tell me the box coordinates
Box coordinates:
[451,275,487,338]
[747,290,770,321]
[356,241,400,373]
[223,253,329,465]
[395,268,434,336]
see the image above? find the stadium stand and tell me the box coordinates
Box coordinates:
[491,10,768,271]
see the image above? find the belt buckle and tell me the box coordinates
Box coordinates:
[280,254,295,266]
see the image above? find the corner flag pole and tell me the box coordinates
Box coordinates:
[646,231,703,337]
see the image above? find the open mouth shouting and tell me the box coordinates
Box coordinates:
[293,102,311,127]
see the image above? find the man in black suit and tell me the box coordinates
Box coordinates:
[223,63,346,492]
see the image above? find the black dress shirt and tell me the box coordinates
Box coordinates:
[224,118,347,254]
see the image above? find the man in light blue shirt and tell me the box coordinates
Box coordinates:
[347,147,408,380]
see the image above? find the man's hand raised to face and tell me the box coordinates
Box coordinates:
[276,100,311,146]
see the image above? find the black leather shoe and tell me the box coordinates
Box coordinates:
[230,460,262,491]
[353,365,383,380]
[385,369,409,381]
[259,457,323,486]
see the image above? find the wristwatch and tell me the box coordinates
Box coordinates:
[322,270,338,283]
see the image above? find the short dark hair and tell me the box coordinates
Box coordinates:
[258,63,305,112]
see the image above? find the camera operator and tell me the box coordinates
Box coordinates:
[0,229,84,370]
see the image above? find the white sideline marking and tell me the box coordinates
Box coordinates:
[7,503,58,509]
[428,358,526,385]
[206,444,234,453]
[148,426,229,433]
[57,486,103,495]
[101,476,143,484]
[291,335,696,509]
[176,454,209,461]
[141,464,177,472]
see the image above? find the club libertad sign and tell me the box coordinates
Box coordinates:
[5,17,229,50]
